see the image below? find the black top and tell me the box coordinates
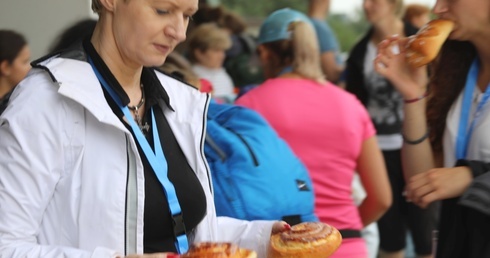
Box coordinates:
[83,39,206,253]
[345,22,419,135]
[434,159,490,258]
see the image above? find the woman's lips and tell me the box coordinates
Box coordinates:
[154,44,170,54]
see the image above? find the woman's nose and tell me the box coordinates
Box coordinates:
[165,16,187,42]
[432,0,448,16]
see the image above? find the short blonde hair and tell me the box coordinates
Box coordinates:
[391,0,405,17]
[187,23,232,63]
[403,4,430,22]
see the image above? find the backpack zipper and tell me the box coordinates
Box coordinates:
[226,128,259,166]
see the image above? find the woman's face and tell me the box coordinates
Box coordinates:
[195,48,226,69]
[434,0,490,42]
[111,0,198,67]
[1,45,31,87]
[256,45,274,79]
[363,0,397,24]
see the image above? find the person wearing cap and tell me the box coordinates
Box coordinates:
[236,8,392,258]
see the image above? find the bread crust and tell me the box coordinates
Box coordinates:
[267,222,342,258]
[405,19,455,67]
[181,242,257,258]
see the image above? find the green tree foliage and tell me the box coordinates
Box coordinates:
[218,0,370,53]
[328,11,369,52]
[219,0,306,17]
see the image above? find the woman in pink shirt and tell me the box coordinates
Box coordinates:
[235,8,392,258]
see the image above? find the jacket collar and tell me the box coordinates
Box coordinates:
[37,55,130,132]
[30,41,177,131]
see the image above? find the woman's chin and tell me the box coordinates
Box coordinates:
[143,57,168,68]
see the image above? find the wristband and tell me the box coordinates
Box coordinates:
[403,128,429,145]
[404,90,429,104]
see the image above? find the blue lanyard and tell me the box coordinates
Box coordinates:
[88,58,188,254]
[456,58,490,160]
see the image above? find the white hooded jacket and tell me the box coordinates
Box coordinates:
[0,51,273,258]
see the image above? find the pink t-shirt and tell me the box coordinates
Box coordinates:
[236,78,376,258]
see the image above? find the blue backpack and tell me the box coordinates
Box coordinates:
[204,102,318,225]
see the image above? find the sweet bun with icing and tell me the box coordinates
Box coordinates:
[405,19,455,68]
[268,222,342,258]
[181,242,257,258]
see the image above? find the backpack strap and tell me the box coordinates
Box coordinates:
[237,33,257,54]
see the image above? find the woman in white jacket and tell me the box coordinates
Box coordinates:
[0,0,284,257]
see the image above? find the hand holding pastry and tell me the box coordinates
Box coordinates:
[375,19,454,100]
[375,35,428,100]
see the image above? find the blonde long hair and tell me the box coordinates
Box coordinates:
[262,20,325,84]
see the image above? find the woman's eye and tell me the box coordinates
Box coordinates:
[156,9,169,15]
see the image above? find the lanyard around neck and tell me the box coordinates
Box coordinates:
[87,58,189,254]
[456,58,490,160]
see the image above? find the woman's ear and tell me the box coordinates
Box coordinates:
[98,0,117,12]
[0,60,11,77]
[257,45,270,62]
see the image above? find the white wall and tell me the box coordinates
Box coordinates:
[0,0,97,59]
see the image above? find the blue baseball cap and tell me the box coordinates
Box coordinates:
[257,8,312,44]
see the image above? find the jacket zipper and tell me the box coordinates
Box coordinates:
[200,94,214,194]
[124,139,129,256]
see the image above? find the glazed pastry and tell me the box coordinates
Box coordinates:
[181,242,257,258]
[268,222,342,258]
[405,19,455,68]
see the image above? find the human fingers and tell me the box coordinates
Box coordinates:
[377,39,396,59]
[414,190,439,209]
[431,166,472,200]
[409,181,436,207]
[398,37,412,54]
[379,34,401,48]
[405,172,431,202]
[271,221,291,235]
[373,55,389,76]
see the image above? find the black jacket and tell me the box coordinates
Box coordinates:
[436,160,490,258]
[344,23,419,136]
[345,23,419,106]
